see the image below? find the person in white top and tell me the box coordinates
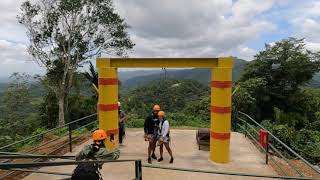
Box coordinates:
[157,111,174,163]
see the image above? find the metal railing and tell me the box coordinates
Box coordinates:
[0,155,319,180]
[0,155,143,180]
[1,112,320,179]
[0,113,98,179]
[236,111,320,178]
[143,164,320,180]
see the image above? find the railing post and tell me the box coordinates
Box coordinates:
[135,160,138,179]
[68,124,72,152]
[135,160,142,180]
[266,133,269,165]
[245,122,247,138]
[139,160,142,180]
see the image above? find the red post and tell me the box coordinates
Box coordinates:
[260,129,268,148]
[260,129,269,164]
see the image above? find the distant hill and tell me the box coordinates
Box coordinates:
[0,83,8,95]
[121,59,249,88]
[307,73,320,88]
[118,70,162,81]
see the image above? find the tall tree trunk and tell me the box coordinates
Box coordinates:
[58,93,65,127]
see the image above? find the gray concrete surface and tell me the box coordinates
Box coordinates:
[24,129,276,180]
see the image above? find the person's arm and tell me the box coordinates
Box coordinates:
[144,116,149,134]
[162,121,169,138]
[75,145,91,161]
[95,148,120,160]
[94,148,120,169]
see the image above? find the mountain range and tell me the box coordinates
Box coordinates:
[119,59,249,88]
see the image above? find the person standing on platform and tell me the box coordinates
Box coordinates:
[144,104,161,164]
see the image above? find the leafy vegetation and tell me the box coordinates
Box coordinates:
[233,38,320,164]
[18,0,134,126]
[120,79,210,129]
[0,73,41,145]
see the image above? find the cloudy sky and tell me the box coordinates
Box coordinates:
[0,0,320,79]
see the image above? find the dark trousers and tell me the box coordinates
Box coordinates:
[119,123,125,144]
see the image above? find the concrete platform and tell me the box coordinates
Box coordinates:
[24,129,276,180]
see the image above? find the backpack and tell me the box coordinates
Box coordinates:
[71,145,102,180]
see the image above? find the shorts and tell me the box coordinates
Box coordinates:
[147,134,157,142]
[159,136,170,143]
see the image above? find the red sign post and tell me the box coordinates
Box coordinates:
[260,129,269,164]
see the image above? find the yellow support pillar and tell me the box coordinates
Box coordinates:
[97,59,119,151]
[210,58,234,163]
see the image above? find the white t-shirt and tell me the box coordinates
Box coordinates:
[159,120,170,137]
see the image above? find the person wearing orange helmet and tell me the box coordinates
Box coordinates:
[75,129,120,161]
[71,129,120,179]
[144,104,161,164]
[72,129,120,179]
[157,111,174,163]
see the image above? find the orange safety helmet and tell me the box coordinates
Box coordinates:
[153,105,161,111]
[158,111,165,117]
[92,129,107,141]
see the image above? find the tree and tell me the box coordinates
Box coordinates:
[239,38,320,119]
[18,0,135,126]
[0,73,34,142]
[232,77,267,121]
[39,72,97,128]
[121,79,209,117]
[84,61,99,98]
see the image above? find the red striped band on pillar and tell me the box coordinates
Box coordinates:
[98,78,119,85]
[106,128,119,136]
[210,106,231,113]
[211,81,232,88]
[98,104,118,112]
[210,131,230,140]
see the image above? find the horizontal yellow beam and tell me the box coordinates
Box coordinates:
[97,57,234,68]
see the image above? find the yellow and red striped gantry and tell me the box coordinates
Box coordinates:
[96,58,233,163]
[97,68,119,150]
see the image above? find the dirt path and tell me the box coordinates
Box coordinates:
[24,129,276,180]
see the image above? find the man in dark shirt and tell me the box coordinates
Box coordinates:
[144,104,160,164]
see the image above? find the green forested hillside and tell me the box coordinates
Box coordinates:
[121,79,209,115]
[120,79,211,128]
[122,58,248,88]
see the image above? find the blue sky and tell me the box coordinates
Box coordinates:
[0,0,319,79]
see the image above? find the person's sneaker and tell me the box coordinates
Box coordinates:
[169,157,174,163]
[158,157,163,162]
[151,153,157,160]
[148,157,152,164]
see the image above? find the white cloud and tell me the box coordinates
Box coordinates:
[0,0,27,43]
[0,39,44,77]
[238,46,256,60]
[300,1,320,17]
[1,0,320,78]
[289,0,320,52]
[230,0,274,25]
[298,19,320,42]
[114,0,276,59]
[305,41,320,52]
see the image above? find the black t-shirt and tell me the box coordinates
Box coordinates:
[118,110,125,125]
[144,113,160,135]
